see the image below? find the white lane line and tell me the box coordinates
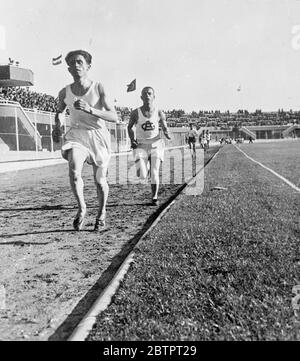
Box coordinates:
[235,145,300,193]
[68,252,135,341]
[0,159,67,173]
[0,146,187,174]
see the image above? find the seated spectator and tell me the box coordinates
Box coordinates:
[0,86,58,113]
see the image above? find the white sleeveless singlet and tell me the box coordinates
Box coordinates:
[61,81,111,168]
[64,81,105,130]
[136,107,160,144]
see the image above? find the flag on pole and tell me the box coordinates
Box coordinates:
[126,79,136,92]
[52,55,62,66]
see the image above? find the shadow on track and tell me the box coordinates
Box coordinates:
[0,203,150,213]
[0,240,58,246]
[0,229,87,239]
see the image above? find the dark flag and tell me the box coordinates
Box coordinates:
[127,79,136,92]
[52,55,62,66]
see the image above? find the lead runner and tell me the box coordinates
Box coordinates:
[127,86,171,206]
[52,50,118,231]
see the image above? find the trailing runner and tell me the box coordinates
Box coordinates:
[127,86,171,206]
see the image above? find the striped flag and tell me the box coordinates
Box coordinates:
[52,55,62,66]
[126,79,136,92]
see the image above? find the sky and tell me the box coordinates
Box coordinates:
[1,0,300,112]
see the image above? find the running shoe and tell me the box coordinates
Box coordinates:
[151,199,159,206]
[73,209,86,231]
[94,219,106,232]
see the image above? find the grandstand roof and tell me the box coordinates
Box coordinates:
[247,125,289,131]
[0,65,34,87]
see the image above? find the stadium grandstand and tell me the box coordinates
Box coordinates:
[0,64,187,153]
[0,63,299,156]
[164,109,300,141]
[0,86,58,113]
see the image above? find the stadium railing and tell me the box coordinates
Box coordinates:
[0,100,188,154]
[0,100,42,151]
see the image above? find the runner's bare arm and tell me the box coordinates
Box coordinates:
[55,88,67,128]
[159,110,171,140]
[73,83,118,123]
[127,109,138,148]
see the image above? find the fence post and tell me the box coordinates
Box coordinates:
[14,106,19,152]
[33,108,38,154]
[117,123,120,153]
[49,113,54,153]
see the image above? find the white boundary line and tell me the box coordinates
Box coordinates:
[67,146,220,341]
[235,145,300,193]
[68,252,135,341]
[0,146,187,174]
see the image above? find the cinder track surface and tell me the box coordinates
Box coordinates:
[0,146,218,340]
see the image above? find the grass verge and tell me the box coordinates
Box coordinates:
[239,139,300,187]
[87,144,300,341]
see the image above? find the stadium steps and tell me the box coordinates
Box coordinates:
[282,124,300,137]
[240,126,256,139]
[0,101,42,150]
[0,136,9,152]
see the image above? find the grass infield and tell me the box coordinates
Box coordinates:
[239,139,300,188]
[87,143,300,341]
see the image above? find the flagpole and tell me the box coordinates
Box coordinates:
[114,99,120,152]
[240,86,242,111]
[237,84,242,112]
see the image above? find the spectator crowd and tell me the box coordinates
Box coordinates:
[0,87,299,129]
[0,87,58,112]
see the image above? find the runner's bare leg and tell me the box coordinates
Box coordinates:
[135,157,148,179]
[150,157,161,200]
[67,148,87,215]
[93,165,109,221]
